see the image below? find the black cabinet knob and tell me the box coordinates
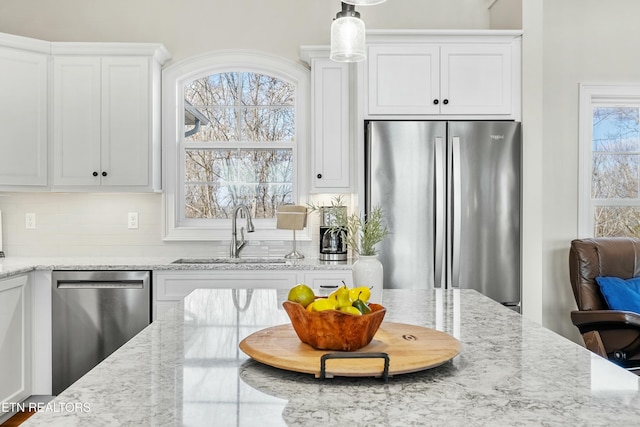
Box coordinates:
[433,99,439,105]
[102,171,108,177]
[92,171,98,177]
[443,99,449,105]
[317,173,322,179]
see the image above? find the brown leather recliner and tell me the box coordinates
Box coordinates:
[569,237,640,369]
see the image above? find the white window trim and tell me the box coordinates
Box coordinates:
[162,50,310,241]
[578,83,640,237]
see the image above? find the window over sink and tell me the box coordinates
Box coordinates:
[162,51,310,241]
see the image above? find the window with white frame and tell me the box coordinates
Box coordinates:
[162,52,309,241]
[579,84,640,237]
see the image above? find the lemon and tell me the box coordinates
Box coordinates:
[287,284,315,308]
[306,300,316,312]
[339,305,362,315]
[310,297,337,311]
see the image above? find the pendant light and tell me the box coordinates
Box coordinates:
[330,2,366,63]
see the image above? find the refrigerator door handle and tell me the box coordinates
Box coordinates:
[434,136,445,288]
[451,136,462,287]
[365,122,372,215]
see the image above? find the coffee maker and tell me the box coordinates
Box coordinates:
[319,206,347,261]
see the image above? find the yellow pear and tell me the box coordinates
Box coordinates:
[349,286,371,303]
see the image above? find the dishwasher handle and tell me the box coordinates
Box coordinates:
[56,281,144,289]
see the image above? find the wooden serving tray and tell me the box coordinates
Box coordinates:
[239,322,461,378]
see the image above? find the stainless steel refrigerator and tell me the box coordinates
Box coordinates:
[365,121,521,307]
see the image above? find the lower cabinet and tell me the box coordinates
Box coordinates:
[0,274,31,418]
[152,270,353,320]
[303,271,353,295]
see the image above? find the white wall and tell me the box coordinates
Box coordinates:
[0,0,491,64]
[489,0,522,29]
[522,0,640,342]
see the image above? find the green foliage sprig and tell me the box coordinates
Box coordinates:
[343,205,389,256]
[306,195,347,220]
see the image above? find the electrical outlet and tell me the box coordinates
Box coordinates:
[128,212,139,229]
[25,213,36,229]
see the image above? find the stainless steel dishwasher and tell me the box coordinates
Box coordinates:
[52,270,151,395]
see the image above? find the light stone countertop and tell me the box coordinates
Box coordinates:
[0,256,353,279]
[22,288,640,426]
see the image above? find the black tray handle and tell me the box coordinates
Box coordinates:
[319,352,390,381]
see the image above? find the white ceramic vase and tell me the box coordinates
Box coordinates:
[352,255,384,304]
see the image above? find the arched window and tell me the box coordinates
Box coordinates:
[163,51,309,241]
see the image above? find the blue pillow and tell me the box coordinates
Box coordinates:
[595,276,640,313]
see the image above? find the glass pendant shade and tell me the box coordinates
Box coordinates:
[330,16,366,63]
[342,0,387,5]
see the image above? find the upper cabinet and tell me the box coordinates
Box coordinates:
[301,47,353,192]
[52,43,170,191]
[0,35,49,188]
[367,44,440,115]
[363,31,522,119]
[0,33,171,192]
[439,44,513,115]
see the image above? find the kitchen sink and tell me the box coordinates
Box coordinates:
[171,258,287,265]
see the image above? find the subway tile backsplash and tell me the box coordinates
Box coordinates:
[0,193,320,258]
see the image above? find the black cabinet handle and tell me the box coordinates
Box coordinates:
[433,99,439,105]
[102,171,108,177]
[317,173,322,179]
[92,171,98,177]
[443,99,449,105]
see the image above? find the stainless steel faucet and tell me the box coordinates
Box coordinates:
[230,204,255,258]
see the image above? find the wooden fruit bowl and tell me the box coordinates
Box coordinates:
[282,300,386,351]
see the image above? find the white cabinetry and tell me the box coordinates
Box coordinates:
[0,35,49,188]
[301,47,352,192]
[439,44,514,115]
[367,44,440,115]
[52,44,170,191]
[152,269,353,320]
[0,275,31,414]
[153,270,299,320]
[303,271,353,293]
[365,32,521,118]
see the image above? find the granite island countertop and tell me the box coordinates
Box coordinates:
[22,288,640,426]
[0,256,353,279]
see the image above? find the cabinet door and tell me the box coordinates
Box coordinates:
[440,44,513,115]
[53,56,102,186]
[311,58,351,191]
[303,271,353,295]
[152,271,298,320]
[367,44,440,115]
[0,48,48,186]
[0,275,31,410]
[101,57,150,186]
